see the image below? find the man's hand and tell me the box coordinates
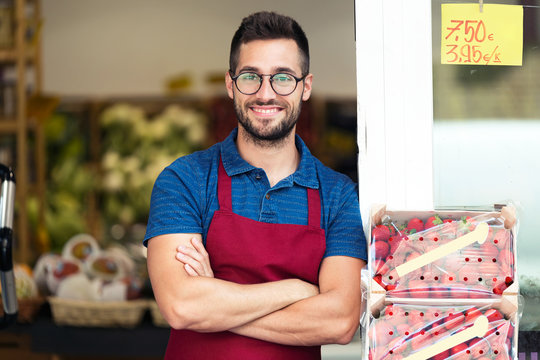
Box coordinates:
[148,234,319,332]
[176,237,214,277]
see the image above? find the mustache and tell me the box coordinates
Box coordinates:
[246,100,286,107]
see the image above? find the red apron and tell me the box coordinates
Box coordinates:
[164,157,326,359]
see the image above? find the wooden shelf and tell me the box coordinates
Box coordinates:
[0,118,38,132]
[0,0,44,264]
[0,47,37,62]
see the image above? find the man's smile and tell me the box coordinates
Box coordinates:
[249,106,283,117]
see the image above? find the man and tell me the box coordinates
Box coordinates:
[145,11,367,359]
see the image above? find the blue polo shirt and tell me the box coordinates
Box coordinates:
[144,128,367,260]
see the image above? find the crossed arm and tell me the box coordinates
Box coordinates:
[147,233,365,346]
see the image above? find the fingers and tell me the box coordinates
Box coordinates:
[184,263,199,276]
[191,237,209,257]
[176,238,214,277]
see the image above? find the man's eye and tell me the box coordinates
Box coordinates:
[273,74,293,83]
[241,74,259,81]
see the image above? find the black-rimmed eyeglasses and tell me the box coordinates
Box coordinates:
[229,71,307,96]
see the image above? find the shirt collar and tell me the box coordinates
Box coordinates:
[220,128,319,189]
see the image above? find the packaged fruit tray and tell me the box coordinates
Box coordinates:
[368,205,518,301]
[364,298,519,360]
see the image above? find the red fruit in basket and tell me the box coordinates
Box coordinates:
[405,251,421,263]
[372,320,396,345]
[373,274,386,290]
[372,224,391,242]
[432,350,450,360]
[425,215,443,229]
[443,311,465,332]
[450,343,469,356]
[481,242,500,259]
[410,329,432,351]
[465,307,482,324]
[505,322,514,341]
[457,265,477,285]
[372,259,389,275]
[485,309,504,322]
[493,281,508,295]
[407,218,424,233]
[498,249,514,267]
[424,230,442,244]
[492,228,510,250]
[395,323,412,337]
[387,337,408,356]
[373,240,390,259]
[469,338,490,357]
[408,280,430,298]
[53,260,80,278]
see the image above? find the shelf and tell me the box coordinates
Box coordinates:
[0,119,18,132]
[0,47,37,62]
[0,118,38,133]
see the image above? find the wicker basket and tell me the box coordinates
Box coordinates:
[48,297,148,328]
[0,296,45,323]
[148,300,169,328]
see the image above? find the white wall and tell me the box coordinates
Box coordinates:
[434,120,540,278]
[42,0,357,98]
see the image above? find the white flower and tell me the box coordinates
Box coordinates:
[103,170,124,192]
[102,151,121,170]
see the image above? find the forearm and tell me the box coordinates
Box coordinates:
[157,276,317,332]
[230,286,361,346]
[148,234,318,332]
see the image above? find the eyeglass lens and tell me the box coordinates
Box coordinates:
[235,73,298,96]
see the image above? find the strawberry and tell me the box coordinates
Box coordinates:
[406,218,424,233]
[372,224,391,242]
[464,307,482,324]
[432,350,450,360]
[443,311,465,331]
[469,338,490,358]
[492,228,510,250]
[371,259,389,275]
[450,343,468,357]
[373,240,390,259]
[485,308,504,322]
[425,215,443,229]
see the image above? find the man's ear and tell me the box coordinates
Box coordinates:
[302,73,313,101]
[225,71,234,99]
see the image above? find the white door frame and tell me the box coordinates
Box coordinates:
[355,0,434,228]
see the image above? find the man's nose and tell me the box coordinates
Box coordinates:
[256,76,276,100]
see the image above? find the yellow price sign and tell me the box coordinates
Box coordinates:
[441,4,523,66]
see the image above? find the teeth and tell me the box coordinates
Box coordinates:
[253,108,279,114]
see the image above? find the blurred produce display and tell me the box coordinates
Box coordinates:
[28,101,208,253]
[99,103,207,240]
[34,233,143,301]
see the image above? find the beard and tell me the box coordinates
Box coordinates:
[234,97,302,146]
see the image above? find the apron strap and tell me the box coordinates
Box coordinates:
[218,156,233,211]
[307,188,321,228]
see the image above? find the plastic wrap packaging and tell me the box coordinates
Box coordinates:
[368,205,518,300]
[366,300,519,360]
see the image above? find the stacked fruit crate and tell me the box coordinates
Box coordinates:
[363,204,519,359]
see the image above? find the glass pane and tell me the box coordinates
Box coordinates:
[432,0,540,328]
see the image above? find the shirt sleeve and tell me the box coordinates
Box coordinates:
[323,180,368,261]
[143,157,204,246]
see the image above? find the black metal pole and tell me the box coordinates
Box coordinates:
[0,163,18,328]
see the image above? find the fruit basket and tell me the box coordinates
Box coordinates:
[368,205,518,301]
[364,298,518,360]
[48,296,148,328]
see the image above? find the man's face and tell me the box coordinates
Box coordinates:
[226,39,313,143]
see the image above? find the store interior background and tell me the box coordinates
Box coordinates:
[1,0,539,358]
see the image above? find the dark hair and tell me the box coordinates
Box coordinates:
[229,11,310,76]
